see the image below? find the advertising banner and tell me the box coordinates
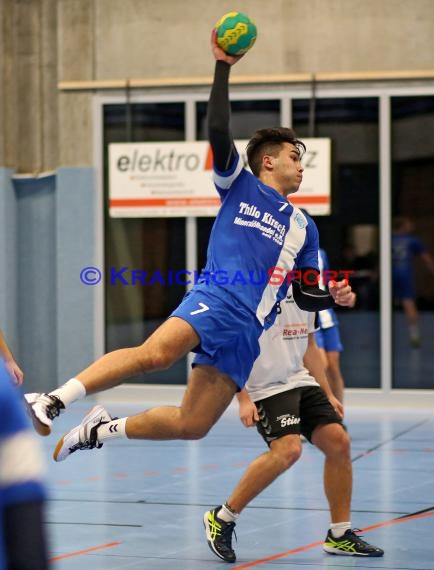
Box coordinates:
[109,138,331,217]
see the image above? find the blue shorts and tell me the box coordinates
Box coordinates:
[392,271,416,300]
[315,325,343,353]
[170,285,263,390]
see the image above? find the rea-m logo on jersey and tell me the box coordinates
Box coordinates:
[282,324,308,339]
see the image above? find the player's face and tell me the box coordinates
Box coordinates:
[269,143,304,196]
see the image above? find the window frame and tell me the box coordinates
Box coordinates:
[94,81,434,404]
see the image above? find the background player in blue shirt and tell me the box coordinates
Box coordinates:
[315,249,355,403]
[26,28,355,466]
[0,361,48,569]
[392,217,434,347]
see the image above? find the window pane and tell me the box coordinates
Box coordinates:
[196,99,280,140]
[391,96,434,388]
[103,103,187,384]
[293,98,380,389]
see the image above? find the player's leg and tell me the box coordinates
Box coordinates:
[315,329,334,400]
[312,422,352,523]
[81,316,199,394]
[227,434,302,514]
[395,272,420,347]
[4,501,49,570]
[321,326,345,403]
[127,364,237,440]
[53,363,237,461]
[26,316,199,435]
[317,345,328,367]
[310,413,383,557]
[317,343,344,411]
[402,298,420,347]
[204,390,303,562]
[325,351,345,404]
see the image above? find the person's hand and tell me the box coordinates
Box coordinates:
[239,399,259,427]
[6,359,24,385]
[328,279,356,308]
[210,29,245,65]
[328,394,344,419]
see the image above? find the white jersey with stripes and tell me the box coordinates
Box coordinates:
[246,289,318,402]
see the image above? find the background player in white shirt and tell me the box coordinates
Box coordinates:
[204,287,383,562]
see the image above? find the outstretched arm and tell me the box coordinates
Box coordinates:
[208,30,244,171]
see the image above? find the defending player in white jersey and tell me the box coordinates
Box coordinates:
[204,287,384,562]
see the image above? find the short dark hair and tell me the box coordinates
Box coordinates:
[246,127,306,177]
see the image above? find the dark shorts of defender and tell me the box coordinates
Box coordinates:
[255,386,343,445]
[170,285,263,390]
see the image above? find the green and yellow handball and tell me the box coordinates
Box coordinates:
[215,11,257,56]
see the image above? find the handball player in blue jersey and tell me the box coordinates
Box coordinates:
[392,217,434,347]
[25,29,355,463]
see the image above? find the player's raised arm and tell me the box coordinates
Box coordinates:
[208,29,244,172]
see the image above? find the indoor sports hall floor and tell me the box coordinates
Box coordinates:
[42,400,434,569]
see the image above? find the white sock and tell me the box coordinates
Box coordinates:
[217,503,239,523]
[96,417,127,442]
[50,378,86,407]
[330,521,351,538]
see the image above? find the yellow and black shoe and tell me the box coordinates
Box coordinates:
[323,529,384,557]
[203,507,236,563]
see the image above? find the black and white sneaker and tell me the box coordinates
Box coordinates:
[24,393,65,436]
[203,507,236,563]
[323,528,384,557]
[53,405,112,462]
